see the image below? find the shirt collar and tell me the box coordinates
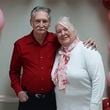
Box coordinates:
[30,31,56,45]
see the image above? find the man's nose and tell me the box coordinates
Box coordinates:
[39,21,44,27]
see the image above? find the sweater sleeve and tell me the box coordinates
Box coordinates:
[84,48,105,110]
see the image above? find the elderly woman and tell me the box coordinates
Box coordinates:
[51,16,105,110]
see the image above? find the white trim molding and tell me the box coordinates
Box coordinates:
[0,95,18,103]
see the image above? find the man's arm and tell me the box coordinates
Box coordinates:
[9,42,22,95]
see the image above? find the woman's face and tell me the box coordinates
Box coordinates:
[56,24,76,47]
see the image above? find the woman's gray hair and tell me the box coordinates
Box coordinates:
[56,16,76,33]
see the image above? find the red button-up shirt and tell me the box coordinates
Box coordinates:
[9,31,60,95]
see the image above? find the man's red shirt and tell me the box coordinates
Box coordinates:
[9,31,60,95]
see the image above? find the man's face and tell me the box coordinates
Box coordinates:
[30,11,50,35]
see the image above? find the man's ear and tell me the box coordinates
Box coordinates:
[49,23,51,27]
[49,18,51,27]
[30,19,32,25]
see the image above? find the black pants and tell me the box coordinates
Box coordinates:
[18,90,56,110]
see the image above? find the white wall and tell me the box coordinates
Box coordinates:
[0,0,109,109]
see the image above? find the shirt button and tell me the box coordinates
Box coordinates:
[41,78,44,80]
[40,56,43,59]
[41,67,44,69]
[41,88,44,91]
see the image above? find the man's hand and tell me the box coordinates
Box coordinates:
[18,91,28,102]
[83,38,97,50]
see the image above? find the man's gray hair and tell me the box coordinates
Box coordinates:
[31,6,51,17]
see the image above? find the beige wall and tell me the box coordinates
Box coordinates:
[0,0,109,109]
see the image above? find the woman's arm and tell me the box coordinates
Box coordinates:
[84,49,105,110]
